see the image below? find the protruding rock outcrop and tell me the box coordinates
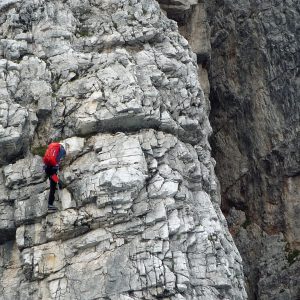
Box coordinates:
[0,1,246,299]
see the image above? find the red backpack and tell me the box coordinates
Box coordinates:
[43,143,60,167]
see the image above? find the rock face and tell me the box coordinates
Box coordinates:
[160,0,300,299]
[207,1,300,299]
[0,1,246,299]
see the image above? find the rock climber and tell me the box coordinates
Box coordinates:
[43,141,66,211]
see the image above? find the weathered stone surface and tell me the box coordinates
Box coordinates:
[0,201,14,241]
[162,0,300,298]
[208,1,300,299]
[203,0,299,299]
[0,0,246,299]
[159,0,198,26]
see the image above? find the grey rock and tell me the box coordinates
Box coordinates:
[164,1,300,298]
[205,0,300,298]
[0,0,247,299]
[161,0,300,298]
[0,201,14,242]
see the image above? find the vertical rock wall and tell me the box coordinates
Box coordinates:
[161,0,300,299]
[207,1,300,299]
[0,1,246,299]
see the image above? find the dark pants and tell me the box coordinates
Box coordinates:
[48,177,57,205]
[45,166,58,206]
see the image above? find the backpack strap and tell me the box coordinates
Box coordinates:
[57,146,66,164]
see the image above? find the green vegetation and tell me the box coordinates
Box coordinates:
[286,249,300,265]
[31,145,47,157]
[242,218,251,229]
[77,27,91,37]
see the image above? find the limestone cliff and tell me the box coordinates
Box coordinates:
[160,0,300,299]
[0,1,246,299]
